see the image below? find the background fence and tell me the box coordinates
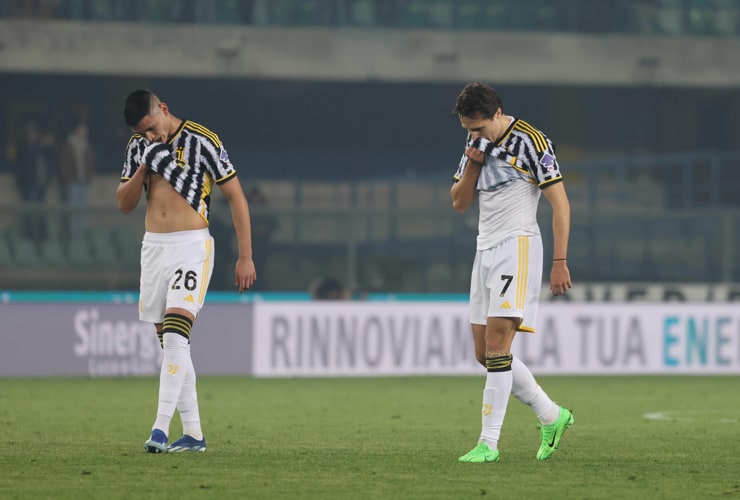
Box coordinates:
[2,149,739,293]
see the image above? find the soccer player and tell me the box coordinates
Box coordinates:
[451,82,574,463]
[118,90,256,453]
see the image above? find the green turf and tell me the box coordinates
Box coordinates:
[1,376,738,499]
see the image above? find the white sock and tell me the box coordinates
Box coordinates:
[479,368,513,450]
[511,356,560,425]
[152,332,189,436]
[177,351,203,440]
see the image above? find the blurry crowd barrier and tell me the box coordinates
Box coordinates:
[1,0,738,37]
[1,149,740,293]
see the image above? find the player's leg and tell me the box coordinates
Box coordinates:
[512,234,573,459]
[143,322,170,453]
[510,357,560,424]
[473,324,561,427]
[459,246,517,463]
[459,318,517,463]
[170,314,204,450]
[460,249,499,462]
[467,250,488,370]
[164,230,213,452]
[476,322,562,431]
[151,308,193,441]
[510,356,574,459]
[508,235,560,426]
[176,345,200,439]
[480,317,517,448]
[161,308,206,452]
[471,323,486,367]
[139,235,171,453]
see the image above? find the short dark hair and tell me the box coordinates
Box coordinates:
[123,89,155,127]
[453,82,504,119]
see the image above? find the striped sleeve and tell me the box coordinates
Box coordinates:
[213,143,237,184]
[187,121,236,184]
[121,134,146,181]
[514,121,562,188]
[453,152,469,182]
[452,133,472,182]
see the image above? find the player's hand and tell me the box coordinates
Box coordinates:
[234,257,256,293]
[550,261,572,296]
[464,145,485,167]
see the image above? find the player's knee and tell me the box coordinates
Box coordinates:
[476,354,486,367]
[485,353,513,372]
[162,313,194,342]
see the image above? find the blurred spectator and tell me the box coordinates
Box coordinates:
[58,115,95,237]
[309,276,350,300]
[14,117,55,241]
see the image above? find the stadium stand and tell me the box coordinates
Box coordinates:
[2,0,737,36]
[0,0,739,292]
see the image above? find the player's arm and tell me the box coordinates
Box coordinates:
[450,145,484,213]
[219,176,256,292]
[542,182,572,296]
[116,162,149,214]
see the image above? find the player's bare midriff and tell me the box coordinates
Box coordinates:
[144,173,207,233]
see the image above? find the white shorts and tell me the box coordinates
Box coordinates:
[469,235,543,332]
[139,229,215,324]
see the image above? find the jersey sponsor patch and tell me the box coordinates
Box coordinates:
[539,152,555,172]
[220,147,229,161]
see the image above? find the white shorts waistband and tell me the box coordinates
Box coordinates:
[143,228,211,245]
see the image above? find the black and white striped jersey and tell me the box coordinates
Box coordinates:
[453,117,563,250]
[121,120,237,223]
[453,117,562,190]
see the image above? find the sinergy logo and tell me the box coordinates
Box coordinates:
[73,308,162,376]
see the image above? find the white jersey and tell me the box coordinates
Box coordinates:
[453,116,563,250]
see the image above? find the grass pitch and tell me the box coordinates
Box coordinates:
[1,376,738,499]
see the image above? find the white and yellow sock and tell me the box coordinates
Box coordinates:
[479,354,513,450]
[511,355,560,425]
[152,332,189,436]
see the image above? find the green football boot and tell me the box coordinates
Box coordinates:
[458,442,500,463]
[536,407,574,460]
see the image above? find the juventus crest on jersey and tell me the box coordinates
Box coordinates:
[121,120,237,223]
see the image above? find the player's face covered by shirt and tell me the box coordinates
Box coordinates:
[459,109,506,143]
[132,104,170,144]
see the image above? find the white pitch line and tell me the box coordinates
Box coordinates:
[643,411,674,421]
[643,410,738,423]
